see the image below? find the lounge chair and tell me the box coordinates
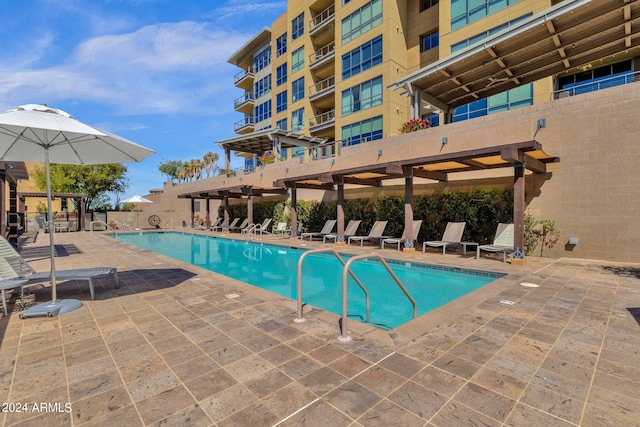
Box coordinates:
[323,220,361,243]
[230,218,249,232]
[381,220,423,250]
[0,237,119,309]
[299,219,337,241]
[476,223,515,262]
[243,218,272,234]
[214,217,238,232]
[348,221,388,246]
[422,222,466,254]
[206,217,222,231]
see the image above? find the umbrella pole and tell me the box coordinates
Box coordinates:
[20,145,83,318]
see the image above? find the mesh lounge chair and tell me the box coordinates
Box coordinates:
[477,223,515,262]
[348,221,388,246]
[299,220,337,241]
[207,217,223,231]
[230,218,249,232]
[422,222,466,254]
[0,236,119,306]
[243,218,272,234]
[323,220,361,243]
[214,217,238,232]
[382,220,423,250]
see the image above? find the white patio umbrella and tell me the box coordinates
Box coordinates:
[121,195,153,229]
[0,104,155,317]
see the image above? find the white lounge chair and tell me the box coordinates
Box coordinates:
[0,237,119,311]
[243,218,272,234]
[348,221,388,246]
[382,220,423,250]
[477,223,515,262]
[423,222,466,254]
[323,220,361,243]
[214,217,238,232]
[299,219,337,241]
[230,218,249,232]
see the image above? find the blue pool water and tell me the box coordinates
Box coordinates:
[110,232,502,329]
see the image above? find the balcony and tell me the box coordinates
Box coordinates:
[309,109,335,133]
[309,76,335,108]
[234,65,255,90]
[551,71,640,100]
[234,92,255,113]
[309,4,335,40]
[234,116,255,134]
[309,42,335,72]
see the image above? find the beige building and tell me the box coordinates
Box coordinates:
[44,0,640,262]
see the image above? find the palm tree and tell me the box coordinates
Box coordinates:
[177,162,190,183]
[203,152,219,178]
[189,159,204,181]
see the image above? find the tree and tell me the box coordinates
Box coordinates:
[203,152,219,178]
[190,158,204,181]
[33,164,128,211]
[158,160,184,182]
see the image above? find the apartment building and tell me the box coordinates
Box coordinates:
[226,0,637,172]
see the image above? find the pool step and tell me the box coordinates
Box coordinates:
[347,313,392,331]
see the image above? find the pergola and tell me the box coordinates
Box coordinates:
[274,140,558,252]
[17,192,87,232]
[390,0,640,120]
[0,161,28,245]
[179,185,287,230]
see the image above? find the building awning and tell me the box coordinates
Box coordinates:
[216,128,328,156]
[389,0,640,111]
[274,140,558,189]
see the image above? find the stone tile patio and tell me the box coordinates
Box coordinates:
[0,230,638,426]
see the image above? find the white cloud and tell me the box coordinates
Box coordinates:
[210,1,286,22]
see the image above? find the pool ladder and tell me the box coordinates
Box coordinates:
[295,249,417,342]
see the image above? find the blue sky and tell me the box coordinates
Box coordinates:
[0,0,286,203]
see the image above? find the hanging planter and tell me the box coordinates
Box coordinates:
[399,118,430,133]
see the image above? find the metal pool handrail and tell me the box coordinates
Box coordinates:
[339,254,417,342]
[296,248,369,323]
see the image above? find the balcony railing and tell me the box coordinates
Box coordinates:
[309,109,335,128]
[234,92,255,108]
[234,65,255,84]
[309,42,335,66]
[310,4,335,32]
[234,116,255,131]
[309,76,335,97]
[552,71,639,100]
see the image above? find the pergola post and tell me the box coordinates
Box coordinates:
[403,169,415,252]
[205,198,211,227]
[289,184,298,238]
[224,147,231,172]
[223,194,230,233]
[190,198,196,228]
[79,197,86,231]
[8,182,18,247]
[247,191,254,225]
[513,163,525,261]
[0,169,6,239]
[336,181,345,245]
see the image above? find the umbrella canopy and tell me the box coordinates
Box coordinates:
[121,195,153,204]
[0,104,155,317]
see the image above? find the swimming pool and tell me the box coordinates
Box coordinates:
[110,232,502,329]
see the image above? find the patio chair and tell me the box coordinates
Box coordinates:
[323,220,361,243]
[348,221,388,246]
[230,218,249,232]
[0,236,119,305]
[422,222,466,254]
[299,219,337,241]
[381,220,423,250]
[213,217,238,232]
[272,222,288,236]
[208,217,224,231]
[476,223,515,262]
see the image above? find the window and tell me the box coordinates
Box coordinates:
[254,100,272,122]
[194,201,201,212]
[253,74,271,98]
[558,60,633,96]
[420,31,439,52]
[452,83,532,122]
[292,13,304,40]
[341,116,383,146]
[276,118,288,130]
[276,91,288,113]
[244,157,256,172]
[292,77,305,103]
[451,14,531,53]
[292,108,305,131]
[420,0,439,12]
[276,63,287,86]
[342,35,383,80]
[276,33,287,57]
[341,0,382,45]
[341,76,383,116]
[253,46,271,72]
[292,47,305,74]
[291,146,305,160]
[451,0,522,32]
[423,113,439,127]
